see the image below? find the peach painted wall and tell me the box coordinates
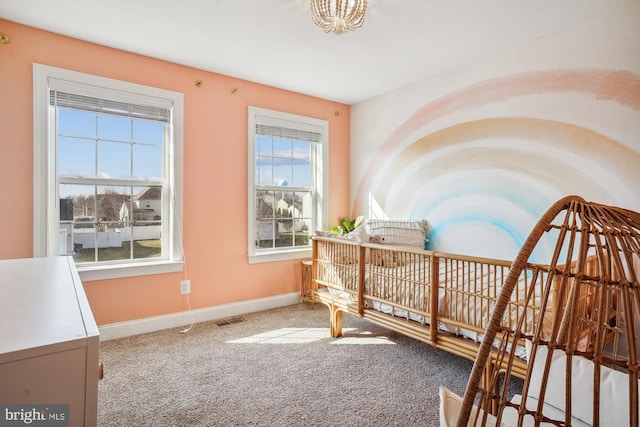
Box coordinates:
[0,19,350,325]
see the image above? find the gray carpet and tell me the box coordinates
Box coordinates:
[97,303,488,426]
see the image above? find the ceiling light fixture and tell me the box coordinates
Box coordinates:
[310,0,368,35]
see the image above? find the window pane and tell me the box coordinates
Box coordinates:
[59,183,97,218]
[273,191,288,219]
[98,115,131,141]
[133,235,161,259]
[295,191,313,221]
[97,185,127,222]
[292,141,310,160]
[256,156,273,186]
[256,136,272,156]
[273,138,292,158]
[133,120,163,145]
[256,191,275,220]
[58,136,96,177]
[273,159,292,187]
[276,219,294,247]
[58,109,95,138]
[255,190,275,249]
[292,191,311,247]
[255,220,275,249]
[292,159,310,188]
[133,144,163,180]
[96,229,130,263]
[132,186,162,222]
[98,141,131,179]
[294,222,310,246]
[59,184,97,257]
[280,191,295,217]
[131,186,162,258]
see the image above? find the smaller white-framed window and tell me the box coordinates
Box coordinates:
[248,107,328,263]
[33,63,184,281]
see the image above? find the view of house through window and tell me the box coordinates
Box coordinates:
[254,135,313,250]
[33,64,184,279]
[55,95,167,264]
[248,107,327,261]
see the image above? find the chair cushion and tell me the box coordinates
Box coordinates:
[438,386,503,427]
[526,340,638,426]
[504,394,591,427]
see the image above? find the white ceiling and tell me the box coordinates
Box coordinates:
[0,0,628,105]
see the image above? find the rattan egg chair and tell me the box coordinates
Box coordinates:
[453,195,640,426]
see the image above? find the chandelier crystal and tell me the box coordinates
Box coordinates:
[310,0,368,35]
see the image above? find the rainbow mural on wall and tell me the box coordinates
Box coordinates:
[352,69,640,261]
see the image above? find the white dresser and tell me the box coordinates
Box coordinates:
[0,257,99,427]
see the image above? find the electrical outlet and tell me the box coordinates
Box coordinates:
[180,280,191,295]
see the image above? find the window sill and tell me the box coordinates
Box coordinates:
[77,260,184,281]
[248,248,311,264]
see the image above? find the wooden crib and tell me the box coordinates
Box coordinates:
[309,234,599,380]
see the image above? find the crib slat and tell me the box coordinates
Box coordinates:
[430,254,439,344]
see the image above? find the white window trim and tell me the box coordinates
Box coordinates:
[247,106,328,264]
[33,63,184,281]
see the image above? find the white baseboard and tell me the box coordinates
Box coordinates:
[98,292,301,341]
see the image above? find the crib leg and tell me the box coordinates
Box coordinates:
[330,305,343,338]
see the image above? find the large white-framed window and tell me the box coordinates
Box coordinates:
[248,107,328,264]
[33,63,184,281]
